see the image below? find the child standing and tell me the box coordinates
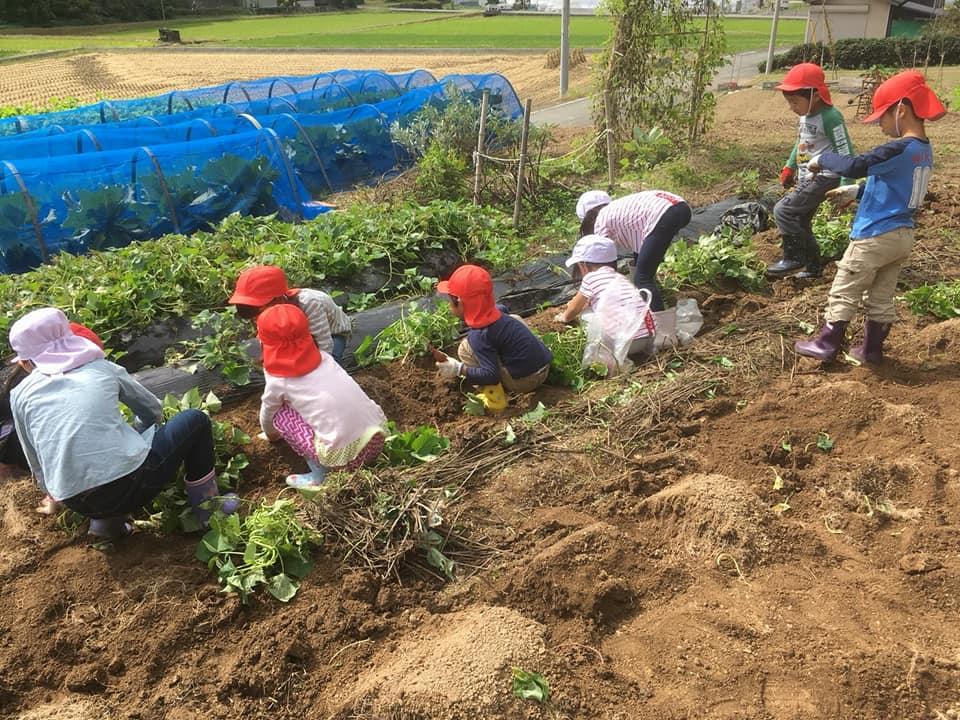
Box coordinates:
[769,62,855,279]
[555,234,657,357]
[229,265,351,363]
[257,303,387,488]
[434,264,553,411]
[795,70,945,364]
[576,189,691,312]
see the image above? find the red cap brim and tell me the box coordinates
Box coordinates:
[436,280,451,295]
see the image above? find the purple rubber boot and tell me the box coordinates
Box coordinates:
[88,517,133,539]
[850,320,892,365]
[185,470,238,526]
[794,321,848,363]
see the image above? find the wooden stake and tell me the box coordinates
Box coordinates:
[604,88,617,190]
[512,98,532,227]
[472,89,490,206]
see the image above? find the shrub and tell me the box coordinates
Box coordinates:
[903,282,960,320]
[765,37,960,71]
[414,144,469,203]
[660,232,767,293]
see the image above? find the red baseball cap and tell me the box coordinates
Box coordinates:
[863,70,946,124]
[68,322,104,350]
[776,62,832,106]
[228,266,300,307]
[436,264,502,328]
[256,304,321,378]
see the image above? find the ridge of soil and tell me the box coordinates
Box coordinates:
[1,77,960,720]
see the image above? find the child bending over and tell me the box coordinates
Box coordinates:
[257,304,387,488]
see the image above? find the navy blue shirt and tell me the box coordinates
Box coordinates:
[819,137,933,240]
[464,305,553,386]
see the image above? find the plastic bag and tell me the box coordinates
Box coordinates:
[675,298,703,346]
[581,287,654,376]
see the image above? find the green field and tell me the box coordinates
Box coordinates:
[0,12,805,55]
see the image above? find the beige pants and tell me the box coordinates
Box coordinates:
[826,227,914,324]
[457,337,550,393]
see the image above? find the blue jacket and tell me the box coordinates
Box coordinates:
[464,305,553,386]
[819,137,933,240]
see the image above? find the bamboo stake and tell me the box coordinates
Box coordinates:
[472,89,490,206]
[604,88,617,189]
[512,98,532,227]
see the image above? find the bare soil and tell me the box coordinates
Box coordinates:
[1,65,960,720]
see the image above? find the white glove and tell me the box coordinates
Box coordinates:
[806,155,822,174]
[826,184,860,208]
[435,356,463,379]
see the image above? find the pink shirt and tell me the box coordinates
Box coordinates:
[580,267,656,339]
[260,351,387,465]
[594,191,684,254]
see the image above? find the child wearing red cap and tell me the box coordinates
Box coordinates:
[256,304,387,488]
[228,265,351,363]
[435,265,553,410]
[769,62,854,279]
[796,70,945,365]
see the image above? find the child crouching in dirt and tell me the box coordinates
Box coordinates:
[434,264,553,412]
[229,265,351,364]
[795,70,945,365]
[554,234,657,356]
[9,307,235,539]
[256,303,388,488]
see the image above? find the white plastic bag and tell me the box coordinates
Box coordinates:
[581,287,654,376]
[675,298,703,346]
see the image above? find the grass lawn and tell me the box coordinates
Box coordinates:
[0,12,805,54]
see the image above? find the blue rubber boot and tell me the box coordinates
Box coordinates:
[185,470,238,526]
[286,459,327,489]
[88,517,133,539]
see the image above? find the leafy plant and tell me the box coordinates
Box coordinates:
[903,281,960,319]
[0,192,48,273]
[620,126,674,174]
[812,206,853,260]
[62,184,153,252]
[511,667,550,703]
[196,497,323,603]
[166,307,255,386]
[816,431,835,452]
[660,232,766,293]
[139,389,250,534]
[354,303,462,367]
[539,325,601,391]
[736,169,761,199]
[414,143,469,203]
[382,421,450,465]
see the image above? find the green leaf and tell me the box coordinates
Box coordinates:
[502,423,516,445]
[203,391,222,413]
[463,394,486,416]
[816,432,835,452]
[267,573,299,602]
[511,667,550,704]
[520,402,547,425]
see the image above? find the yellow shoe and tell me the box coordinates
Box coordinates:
[478,383,508,413]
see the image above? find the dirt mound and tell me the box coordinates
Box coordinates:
[639,473,772,568]
[332,605,545,719]
[916,317,960,356]
[14,700,107,720]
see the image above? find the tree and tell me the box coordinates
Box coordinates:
[594,0,726,148]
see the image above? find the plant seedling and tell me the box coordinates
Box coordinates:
[816,432,835,452]
[382,421,450,465]
[463,393,486,416]
[511,667,550,703]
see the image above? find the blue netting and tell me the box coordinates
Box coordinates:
[0,70,522,274]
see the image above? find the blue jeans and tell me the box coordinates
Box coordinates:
[331,334,347,365]
[64,409,215,519]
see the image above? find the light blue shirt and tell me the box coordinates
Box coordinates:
[11,359,163,501]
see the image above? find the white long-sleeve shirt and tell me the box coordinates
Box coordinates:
[259,351,386,467]
[11,359,162,501]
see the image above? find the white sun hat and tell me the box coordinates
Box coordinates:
[10,307,104,375]
[566,234,618,267]
[575,190,612,220]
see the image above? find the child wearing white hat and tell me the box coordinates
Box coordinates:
[576,189,691,312]
[555,234,657,356]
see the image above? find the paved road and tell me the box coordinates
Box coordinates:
[531,48,775,127]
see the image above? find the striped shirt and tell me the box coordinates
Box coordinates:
[594,191,684,254]
[295,288,352,354]
[580,266,656,339]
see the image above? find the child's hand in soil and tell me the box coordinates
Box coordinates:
[435,356,463,379]
[36,494,62,515]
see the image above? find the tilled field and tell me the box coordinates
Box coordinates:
[0,49,595,113]
[0,79,959,720]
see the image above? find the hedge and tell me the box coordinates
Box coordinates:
[764,36,960,71]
